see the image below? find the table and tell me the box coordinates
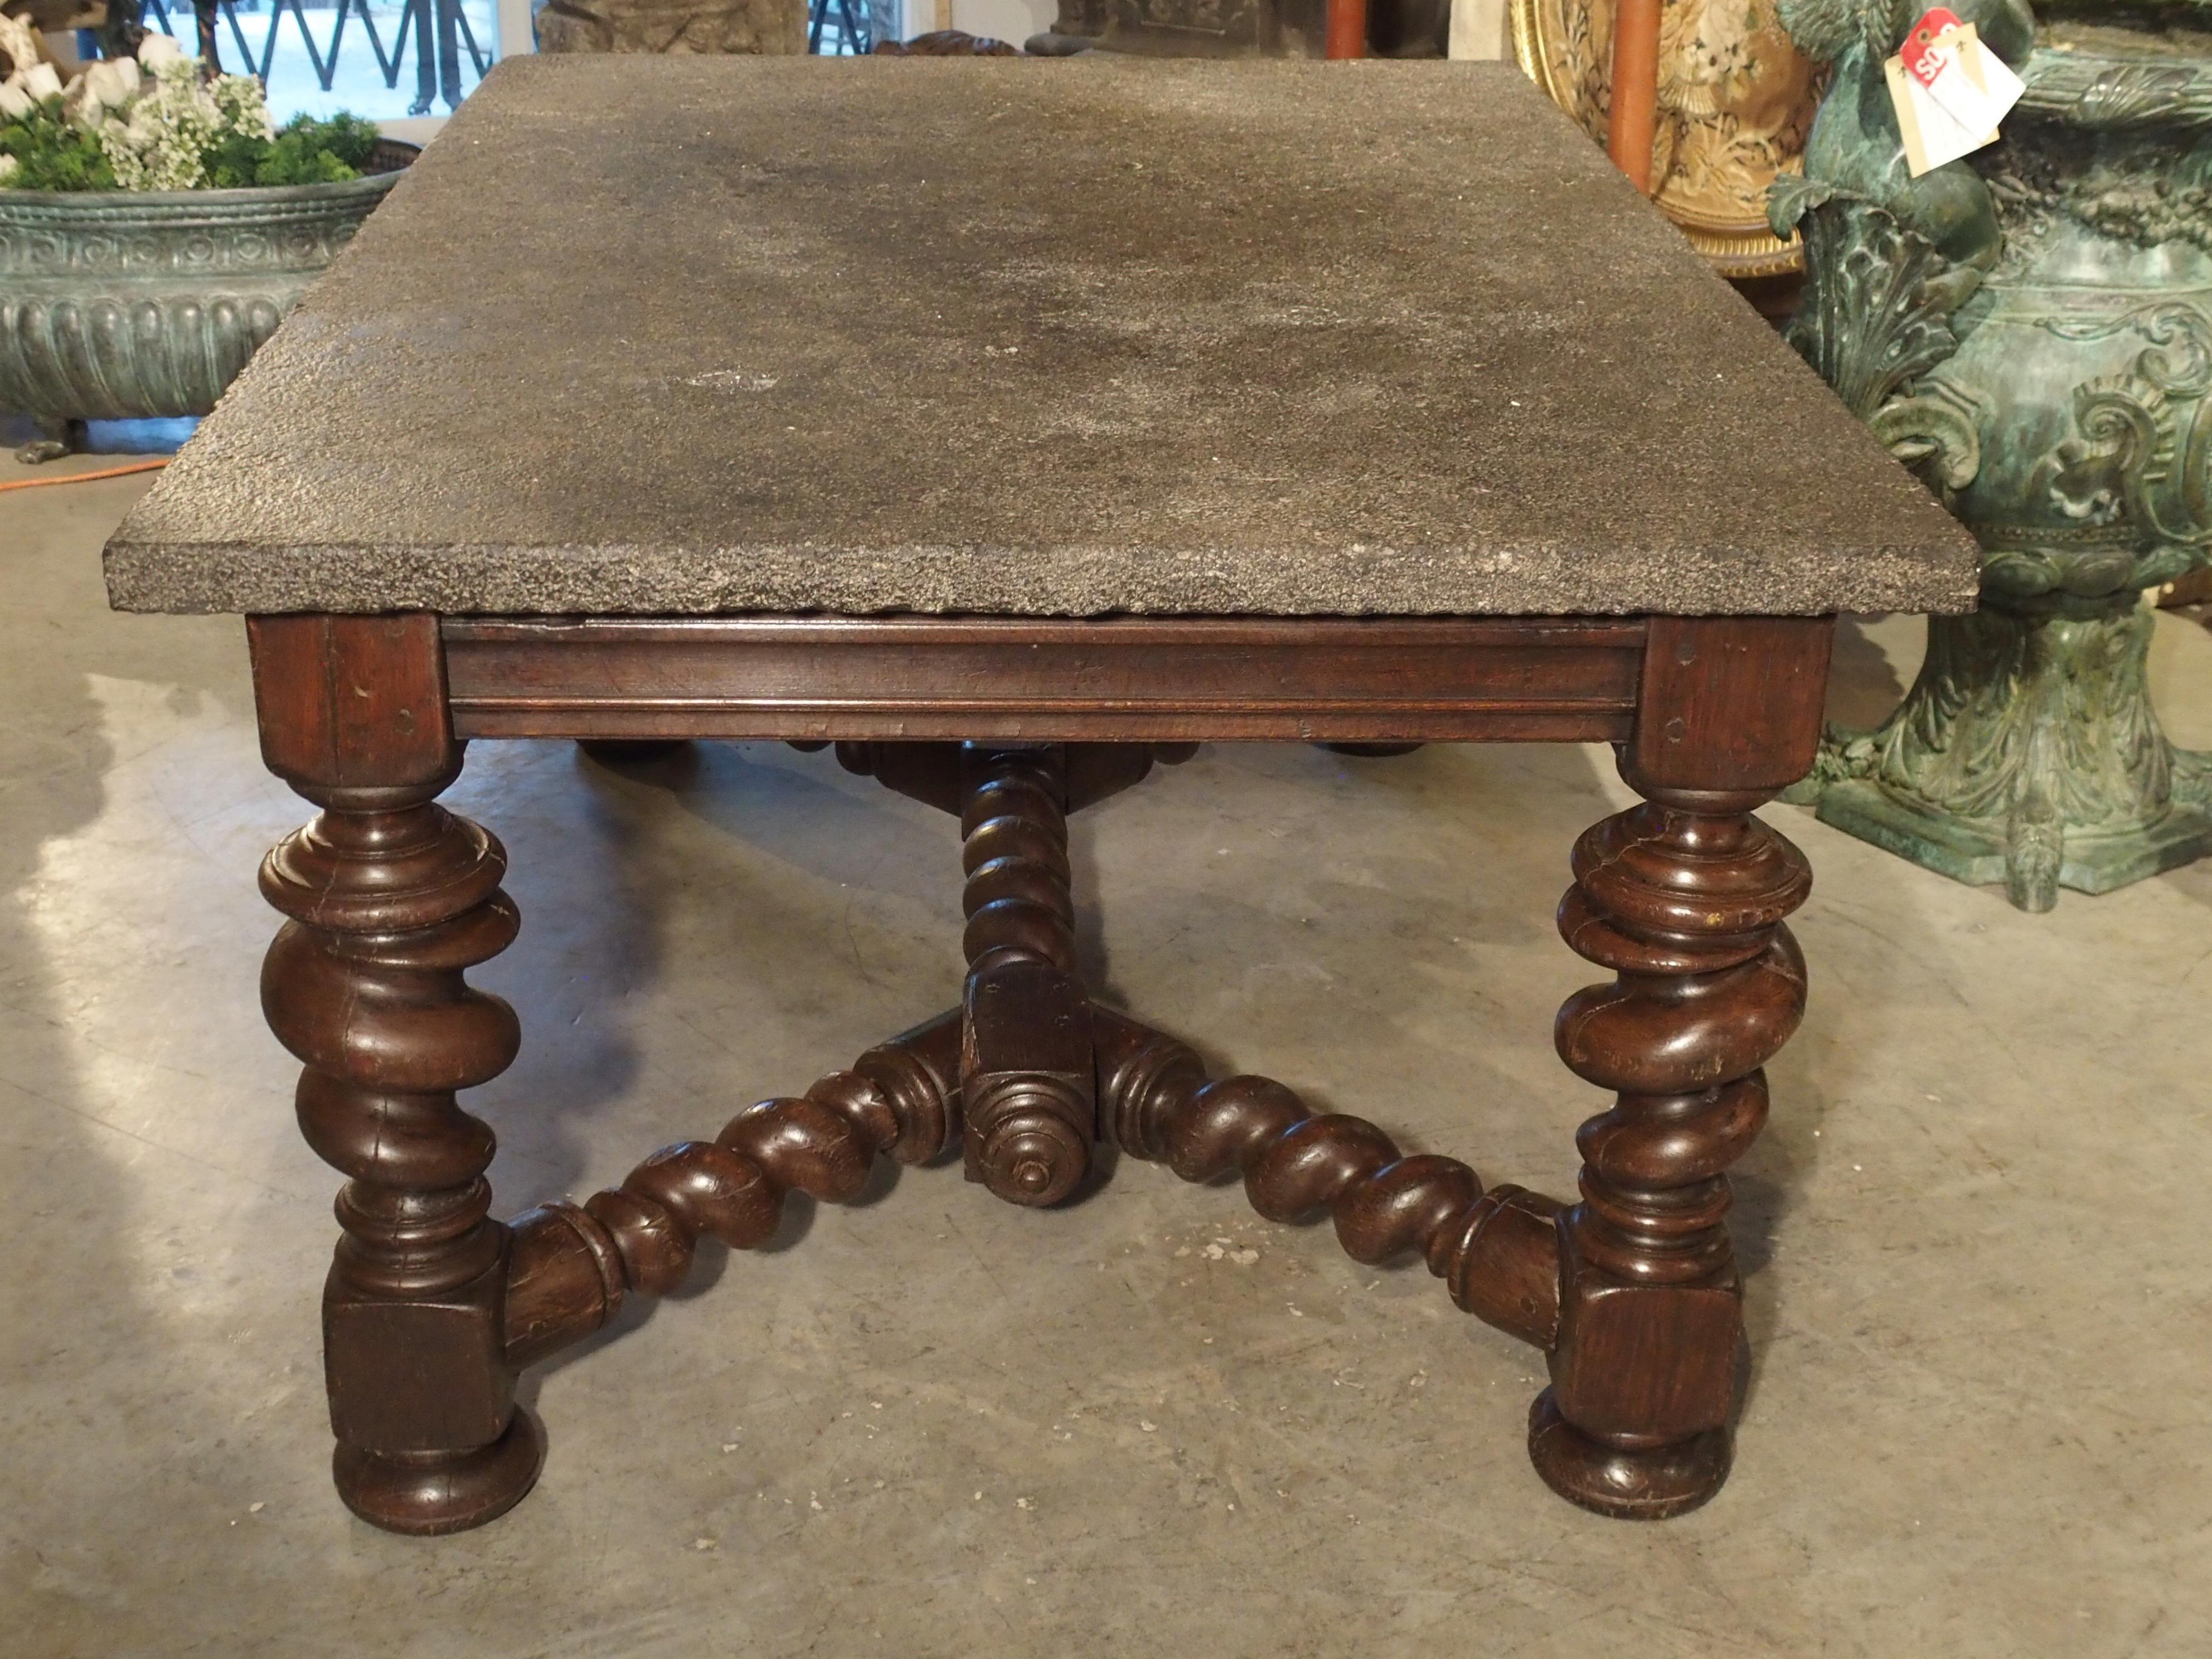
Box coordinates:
[105,54,1978,1534]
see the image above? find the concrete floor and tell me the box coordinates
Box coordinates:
[6,449,2212,1659]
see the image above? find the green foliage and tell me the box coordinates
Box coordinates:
[290,112,382,170]
[0,85,380,192]
[0,97,119,192]
[249,113,384,187]
[195,111,380,188]
[201,126,273,190]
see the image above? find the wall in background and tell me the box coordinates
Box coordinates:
[1449,0,1506,56]
[43,0,1508,147]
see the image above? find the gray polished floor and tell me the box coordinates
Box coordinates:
[6,453,2210,1657]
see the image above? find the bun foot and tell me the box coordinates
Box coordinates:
[1525,1389,1730,1520]
[333,1410,546,1535]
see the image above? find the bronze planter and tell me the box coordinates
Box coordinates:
[0,141,412,430]
[1774,3,2212,910]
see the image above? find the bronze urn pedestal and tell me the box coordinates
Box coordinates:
[1774,0,2212,910]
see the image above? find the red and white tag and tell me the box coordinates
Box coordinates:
[1901,9,2012,133]
[1884,9,2025,176]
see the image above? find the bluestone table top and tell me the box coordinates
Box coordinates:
[103,55,1980,618]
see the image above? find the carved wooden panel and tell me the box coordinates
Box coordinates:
[1511,0,1822,276]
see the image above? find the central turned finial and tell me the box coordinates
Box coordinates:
[971,1085,1091,1208]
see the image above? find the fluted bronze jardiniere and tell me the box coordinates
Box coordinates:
[0,143,412,462]
[1772,0,2212,910]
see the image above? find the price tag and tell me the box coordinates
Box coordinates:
[1901,13,1966,91]
[1884,12,2025,177]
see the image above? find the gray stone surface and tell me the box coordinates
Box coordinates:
[104,55,1980,618]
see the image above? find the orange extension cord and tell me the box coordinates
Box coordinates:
[0,458,169,493]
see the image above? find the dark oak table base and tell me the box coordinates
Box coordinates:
[247,609,1832,1533]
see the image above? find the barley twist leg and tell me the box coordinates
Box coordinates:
[1531,779,1812,1518]
[261,773,544,1534]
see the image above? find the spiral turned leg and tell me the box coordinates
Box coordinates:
[502,1012,963,1362]
[1531,778,1812,1519]
[957,747,1097,1206]
[260,774,542,1535]
[960,747,1079,980]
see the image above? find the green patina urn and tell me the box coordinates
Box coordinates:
[0,143,410,454]
[1772,0,2212,910]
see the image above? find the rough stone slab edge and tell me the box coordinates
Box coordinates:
[102,539,1983,617]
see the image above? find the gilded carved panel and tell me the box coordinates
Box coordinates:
[1512,0,1822,275]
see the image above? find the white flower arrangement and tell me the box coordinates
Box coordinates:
[0,6,59,118]
[108,48,275,191]
[0,30,274,192]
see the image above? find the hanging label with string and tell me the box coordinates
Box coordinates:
[1884,9,2026,177]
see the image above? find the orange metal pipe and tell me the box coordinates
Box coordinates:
[1604,0,1662,192]
[1326,0,1366,58]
